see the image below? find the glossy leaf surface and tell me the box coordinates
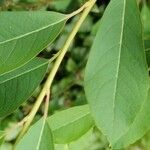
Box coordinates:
[0,11,68,75]
[85,0,149,148]
[0,58,48,117]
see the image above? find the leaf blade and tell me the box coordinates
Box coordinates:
[0,11,68,75]
[112,89,150,148]
[0,58,48,117]
[16,118,54,150]
[85,0,149,148]
[47,105,94,144]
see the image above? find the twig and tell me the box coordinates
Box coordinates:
[14,0,96,146]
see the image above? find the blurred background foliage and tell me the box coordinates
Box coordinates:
[0,0,150,150]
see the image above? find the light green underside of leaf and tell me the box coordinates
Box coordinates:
[0,58,48,117]
[0,11,68,75]
[85,0,149,148]
[16,118,54,150]
[47,105,94,144]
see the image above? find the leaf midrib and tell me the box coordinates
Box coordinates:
[0,60,48,84]
[0,15,68,45]
[51,112,91,132]
[112,0,126,131]
[112,0,150,144]
[113,0,150,145]
[36,119,46,150]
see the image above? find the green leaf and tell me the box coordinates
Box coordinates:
[16,118,54,150]
[85,0,149,149]
[141,4,150,37]
[68,129,96,150]
[145,49,150,66]
[55,129,97,150]
[47,105,94,143]
[112,89,150,149]
[141,4,150,65]
[91,19,101,35]
[0,11,68,75]
[0,58,48,117]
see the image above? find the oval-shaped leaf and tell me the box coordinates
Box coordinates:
[47,105,94,144]
[85,0,149,148]
[16,118,54,150]
[0,58,48,117]
[0,11,68,75]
